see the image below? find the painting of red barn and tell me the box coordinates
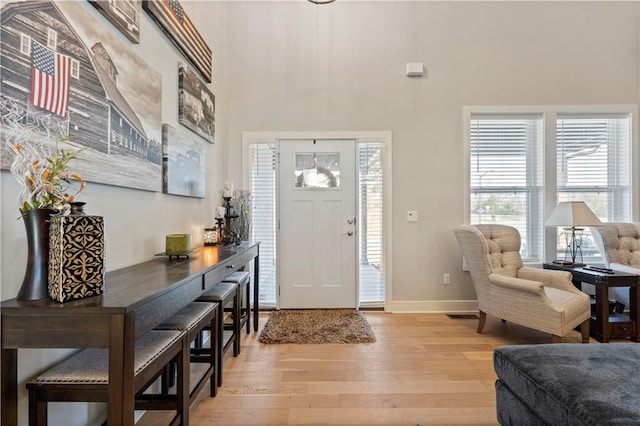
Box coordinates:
[0,1,162,192]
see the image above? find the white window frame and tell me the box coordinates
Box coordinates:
[242,131,393,310]
[463,105,639,264]
[46,29,57,50]
[70,59,80,79]
[20,33,31,56]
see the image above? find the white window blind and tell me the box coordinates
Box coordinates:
[470,115,544,260]
[249,143,277,307]
[468,110,633,263]
[358,143,385,305]
[555,115,631,260]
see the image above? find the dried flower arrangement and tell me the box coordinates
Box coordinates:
[7,135,86,215]
[230,189,252,241]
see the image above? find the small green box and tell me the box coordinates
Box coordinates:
[166,234,191,254]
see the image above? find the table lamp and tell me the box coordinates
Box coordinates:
[545,201,602,266]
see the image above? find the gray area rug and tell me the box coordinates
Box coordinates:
[258,309,376,344]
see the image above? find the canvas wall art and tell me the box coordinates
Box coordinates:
[162,123,206,198]
[0,1,162,192]
[89,0,141,44]
[179,64,215,143]
[143,0,212,83]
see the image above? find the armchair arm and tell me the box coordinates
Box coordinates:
[517,267,578,292]
[488,273,544,296]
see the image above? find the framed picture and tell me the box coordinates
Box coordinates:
[0,1,162,192]
[143,0,212,83]
[162,124,206,198]
[179,64,215,143]
[89,0,141,44]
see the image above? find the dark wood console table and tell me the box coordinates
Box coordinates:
[543,263,640,342]
[1,242,259,426]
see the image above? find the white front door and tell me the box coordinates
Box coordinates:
[278,139,357,309]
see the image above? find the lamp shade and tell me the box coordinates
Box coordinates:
[545,201,602,227]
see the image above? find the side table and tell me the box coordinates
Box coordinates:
[543,263,640,342]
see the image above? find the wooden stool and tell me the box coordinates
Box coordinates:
[26,329,188,426]
[156,301,218,399]
[195,282,239,387]
[222,271,251,336]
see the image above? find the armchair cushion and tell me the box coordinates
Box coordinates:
[593,223,640,269]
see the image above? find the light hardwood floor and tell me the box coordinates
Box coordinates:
[143,311,594,425]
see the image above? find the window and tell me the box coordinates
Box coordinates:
[358,143,385,305]
[20,34,31,56]
[71,59,79,79]
[249,143,277,308]
[469,115,544,260]
[467,108,633,262]
[555,114,631,260]
[46,29,57,50]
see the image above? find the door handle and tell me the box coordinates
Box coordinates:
[342,231,354,236]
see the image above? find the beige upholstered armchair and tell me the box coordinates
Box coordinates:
[454,224,590,343]
[592,223,640,308]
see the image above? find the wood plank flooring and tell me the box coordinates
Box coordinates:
[141,311,595,425]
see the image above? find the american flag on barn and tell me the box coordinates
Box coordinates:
[31,40,71,117]
[143,0,212,83]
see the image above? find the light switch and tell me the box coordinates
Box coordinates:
[407,210,418,222]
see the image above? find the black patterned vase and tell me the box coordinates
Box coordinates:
[48,207,105,303]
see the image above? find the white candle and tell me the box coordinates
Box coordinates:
[215,207,226,219]
[222,181,233,198]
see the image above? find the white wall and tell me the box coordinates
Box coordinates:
[1,1,638,424]
[220,1,639,311]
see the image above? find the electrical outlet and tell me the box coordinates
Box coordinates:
[443,273,451,284]
[407,210,418,222]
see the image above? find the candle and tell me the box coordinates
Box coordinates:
[215,206,226,219]
[222,181,233,198]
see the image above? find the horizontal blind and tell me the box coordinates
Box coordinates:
[470,116,543,260]
[249,143,277,307]
[358,143,385,304]
[555,115,631,260]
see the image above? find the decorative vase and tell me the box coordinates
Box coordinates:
[48,206,105,303]
[16,208,57,301]
[69,201,86,215]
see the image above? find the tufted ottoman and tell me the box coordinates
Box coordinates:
[494,343,640,425]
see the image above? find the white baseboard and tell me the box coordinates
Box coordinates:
[386,300,478,313]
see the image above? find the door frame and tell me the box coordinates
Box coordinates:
[242,131,393,310]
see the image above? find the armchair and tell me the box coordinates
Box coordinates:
[592,222,640,308]
[454,224,590,342]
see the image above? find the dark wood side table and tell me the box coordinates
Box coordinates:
[543,263,640,343]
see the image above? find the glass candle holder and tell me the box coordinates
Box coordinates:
[203,227,217,246]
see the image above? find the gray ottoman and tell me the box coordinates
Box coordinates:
[494,343,640,425]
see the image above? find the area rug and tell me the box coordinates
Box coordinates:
[258,309,376,344]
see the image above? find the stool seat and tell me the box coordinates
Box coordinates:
[27,330,188,426]
[157,301,215,333]
[198,282,237,302]
[156,302,218,399]
[223,271,250,284]
[31,330,183,384]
